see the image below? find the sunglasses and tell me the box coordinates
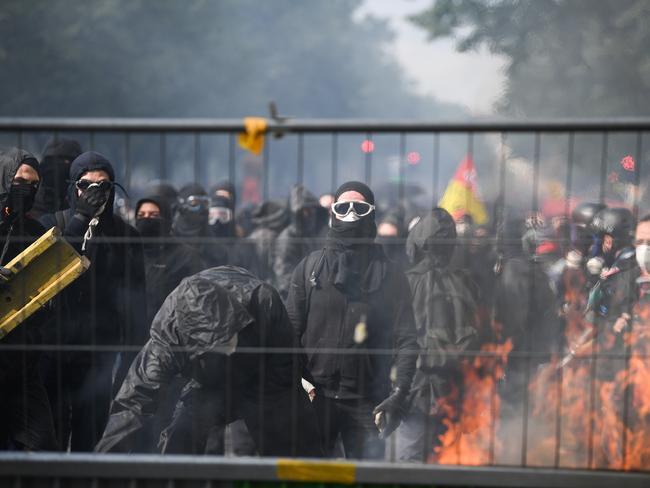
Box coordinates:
[331,200,375,218]
[180,195,210,211]
[76,179,113,192]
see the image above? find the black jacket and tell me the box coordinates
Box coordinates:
[40,153,147,347]
[96,266,303,452]
[286,246,418,402]
[248,200,289,281]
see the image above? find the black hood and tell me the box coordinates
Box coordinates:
[67,151,116,219]
[406,207,456,266]
[0,147,39,210]
[32,138,82,215]
[173,183,209,238]
[136,193,173,238]
[151,266,256,362]
[211,180,237,209]
[250,200,289,232]
[288,184,326,236]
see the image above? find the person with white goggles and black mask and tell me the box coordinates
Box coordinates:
[39,151,147,452]
[286,181,418,459]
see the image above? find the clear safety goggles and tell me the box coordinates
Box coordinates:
[209,206,233,224]
[180,195,210,212]
[331,200,375,218]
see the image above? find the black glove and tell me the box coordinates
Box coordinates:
[75,186,109,218]
[373,387,408,439]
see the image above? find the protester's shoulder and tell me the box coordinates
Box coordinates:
[112,214,140,238]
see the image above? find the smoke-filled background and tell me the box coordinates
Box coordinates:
[1,0,650,212]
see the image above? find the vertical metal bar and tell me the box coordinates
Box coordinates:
[228,133,236,188]
[488,366,497,466]
[532,132,541,213]
[89,131,95,152]
[364,132,372,185]
[160,132,167,181]
[193,133,201,183]
[587,338,598,468]
[398,132,406,203]
[331,133,338,193]
[433,133,440,201]
[124,133,132,195]
[564,133,575,220]
[599,132,609,204]
[297,133,304,186]
[632,131,643,220]
[17,130,23,149]
[554,360,564,468]
[263,140,270,201]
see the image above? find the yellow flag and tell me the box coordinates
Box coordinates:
[238,117,267,155]
[438,156,488,225]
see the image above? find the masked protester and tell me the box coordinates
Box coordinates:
[135,195,205,327]
[395,208,480,461]
[247,200,289,282]
[30,138,82,219]
[174,183,259,275]
[274,184,328,298]
[286,181,418,459]
[39,151,147,452]
[144,180,179,215]
[96,266,323,457]
[376,208,408,267]
[0,147,57,451]
[492,216,561,401]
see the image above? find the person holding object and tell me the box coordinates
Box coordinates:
[286,181,418,459]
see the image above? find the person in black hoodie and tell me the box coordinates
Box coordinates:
[286,181,418,459]
[135,194,205,327]
[0,147,57,451]
[274,184,328,298]
[248,200,289,282]
[30,138,82,218]
[395,208,480,461]
[96,266,322,457]
[39,151,147,451]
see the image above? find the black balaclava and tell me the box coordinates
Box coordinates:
[135,194,173,249]
[212,180,237,209]
[325,181,384,296]
[173,183,209,238]
[328,180,377,242]
[406,207,457,269]
[0,147,40,222]
[68,151,116,222]
[34,138,82,214]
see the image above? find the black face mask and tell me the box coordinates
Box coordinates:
[328,214,377,242]
[7,183,37,217]
[136,217,167,238]
[173,208,208,238]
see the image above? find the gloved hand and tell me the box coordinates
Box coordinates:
[373,387,408,439]
[75,185,109,218]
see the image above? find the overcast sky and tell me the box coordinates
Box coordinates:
[358,0,507,115]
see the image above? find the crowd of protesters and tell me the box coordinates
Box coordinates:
[0,137,648,464]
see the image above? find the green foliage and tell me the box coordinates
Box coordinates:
[411,0,650,117]
[0,0,461,118]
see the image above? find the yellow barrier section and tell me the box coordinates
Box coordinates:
[0,227,90,339]
[276,459,356,484]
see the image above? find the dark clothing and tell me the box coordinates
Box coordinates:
[0,147,56,450]
[96,266,322,457]
[39,152,147,451]
[273,185,327,297]
[287,247,418,402]
[31,138,81,218]
[248,200,289,282]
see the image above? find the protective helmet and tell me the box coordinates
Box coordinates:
[591,207,634,240]
[572,202,606,228]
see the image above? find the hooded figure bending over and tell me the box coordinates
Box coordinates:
[96,266,322,457]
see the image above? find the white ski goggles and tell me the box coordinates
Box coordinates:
[331,200,375,218]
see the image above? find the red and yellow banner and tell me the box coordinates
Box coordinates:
[438,156,488,225]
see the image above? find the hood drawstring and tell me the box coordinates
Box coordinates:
[82,217,99,252]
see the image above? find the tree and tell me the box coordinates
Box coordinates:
[0,0,460,118]
[411,0,650,117]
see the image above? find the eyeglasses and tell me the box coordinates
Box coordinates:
[331,200,375,218]
[180,195,210,211]
[76,179,113,192]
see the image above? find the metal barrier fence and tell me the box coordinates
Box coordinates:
[1,118,650,484]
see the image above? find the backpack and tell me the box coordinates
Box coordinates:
[409,267,479,373]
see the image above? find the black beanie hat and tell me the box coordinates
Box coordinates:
[334,181,374,205]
